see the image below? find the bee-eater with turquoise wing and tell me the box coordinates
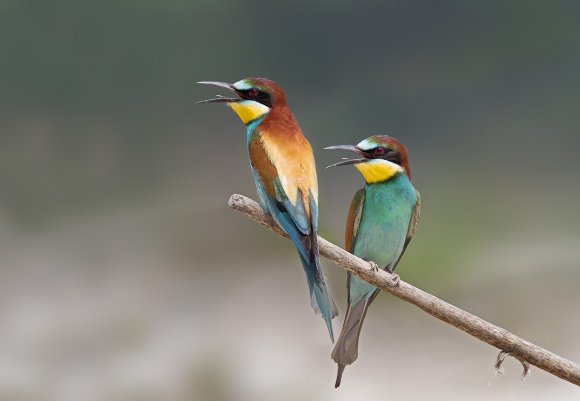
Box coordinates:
[198,77,338,341]
[325,135,420,387]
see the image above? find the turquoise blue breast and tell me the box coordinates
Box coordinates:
[350,172,417,303]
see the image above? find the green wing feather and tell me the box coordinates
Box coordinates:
[345,188,366,253]
[398,189,421,262]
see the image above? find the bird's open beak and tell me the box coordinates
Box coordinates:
[196,81,241,104]
[324,145,367,168]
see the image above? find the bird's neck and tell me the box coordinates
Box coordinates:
[245,115,267,138]
[247,104,302,138]
[255,103,297,132]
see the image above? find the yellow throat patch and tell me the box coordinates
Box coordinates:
[354,159,402,184]
[228,100,271,124]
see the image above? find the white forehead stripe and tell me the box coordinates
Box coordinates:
[232,79,253,90]
[356,138,377,151]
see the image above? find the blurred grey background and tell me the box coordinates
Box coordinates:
[1,1,580,400]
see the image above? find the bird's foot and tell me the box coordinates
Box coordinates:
[368,261,380,273]
[385,264,400,286]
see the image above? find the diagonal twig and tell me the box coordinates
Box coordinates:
[227,193,580,387]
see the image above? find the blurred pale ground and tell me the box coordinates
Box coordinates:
[1,1,580,400]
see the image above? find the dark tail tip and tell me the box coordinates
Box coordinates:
[327,321,335,343]
[335,364,346,388]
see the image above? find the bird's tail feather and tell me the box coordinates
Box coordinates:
[331,291,378,387]
[299,254,338,342]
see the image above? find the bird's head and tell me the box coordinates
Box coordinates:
[325,135,412,184]
[197,77,286,125]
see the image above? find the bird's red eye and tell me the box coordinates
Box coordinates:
[374,147,386,156]
[247,88,258,97]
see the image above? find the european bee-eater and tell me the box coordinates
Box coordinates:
[325,135,420,387]
[198,77,338,340]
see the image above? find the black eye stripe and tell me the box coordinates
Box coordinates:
[364,147,402,165]
[238,88,273,108]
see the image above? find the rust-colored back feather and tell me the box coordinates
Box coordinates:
[254,104,318,216]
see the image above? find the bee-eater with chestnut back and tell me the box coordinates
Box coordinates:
[326,135,420,386]
[198,77,338,340]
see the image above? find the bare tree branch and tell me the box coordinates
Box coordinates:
[228,193,580,387]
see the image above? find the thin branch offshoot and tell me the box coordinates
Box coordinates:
[227,193,580,387]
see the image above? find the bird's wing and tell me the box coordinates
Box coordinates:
[345,188,366,254]
[399,189,421,260]
[257,128,318,228]
[248,135,315,259]
[250,132,338,329]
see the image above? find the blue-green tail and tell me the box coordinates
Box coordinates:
[331,287,380,387]
[255,184,338,341]
[300,253,339,342]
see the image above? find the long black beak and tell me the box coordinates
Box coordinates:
[197,81,240,104]
[324,145,367,168]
